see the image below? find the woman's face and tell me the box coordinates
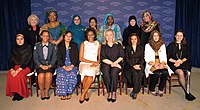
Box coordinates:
[143,14,151,22]
[130,19,136,26]
[107,16,114,26]
[64,32,72,42]
[153,32,160,42]
[175,32,184,43]
[74,16,80,25]
[87,31,95,42]
[16,35,24,46]
[131,35,138,45]
[105,31,114,42]
[89,19,97,28]
[48,12,57,22]
[29,16,38,26]
[41,32,50,43]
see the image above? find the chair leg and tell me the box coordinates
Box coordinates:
[35,76,39,97]
[125,83,128,95]
[54,83,56,96]
[119,75,122,95]
[147,77,150,94]
[98,76,100,96]
[142,85,144,94]
[102,81,105,96]
[169,76,171,94]
[76,84,79,96]
[29,77,32,96]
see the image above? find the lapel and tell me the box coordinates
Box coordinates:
[39,43,45,60]
[47,42,51,61]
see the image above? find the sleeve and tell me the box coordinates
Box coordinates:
[167,43,173,60]
[116,25,123,42]
[8,49,15,69]
[71,43,79,67]
[100,45,107,61]
[144,44,153,63]
[60,23,66,35]
[118,44,125,58]
[185,44,191,63]
[122,28,128,46]
[159,44,167,63]
[139,46,145,66]
[155,23,160,32]
[125,46,135,66]
[20,46,32,69]
[57,45,65,67]
[50,44,57,68]
[33,44,41,68]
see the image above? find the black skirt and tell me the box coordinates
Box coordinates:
[36,67,55,74]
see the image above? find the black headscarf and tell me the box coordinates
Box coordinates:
[122,15,140,46]
[9,35,32,69]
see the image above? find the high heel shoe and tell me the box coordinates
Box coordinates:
[150,91,158,96]
[79,99,84,104]
[107,92,112,102]
[45,97,50,100]
[111,92,116,103]
[158,90,164,97]
[84,98,89,101]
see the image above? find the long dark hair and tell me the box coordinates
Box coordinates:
[85,27,97,41]
[89,17,97,29]
[148,30,164,51]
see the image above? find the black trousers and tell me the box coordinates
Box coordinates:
[149,69,169,91]
[101,64,121,92]
[129,69,144,93]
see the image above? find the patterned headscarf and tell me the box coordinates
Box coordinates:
[45,8,58,23]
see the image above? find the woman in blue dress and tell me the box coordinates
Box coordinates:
[56,31,79,100]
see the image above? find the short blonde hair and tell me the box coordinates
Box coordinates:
[27,14,39,25]
[103,29,115,44]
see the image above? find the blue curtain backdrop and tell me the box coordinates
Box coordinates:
[175,0,200,67]
[0,0,31,70]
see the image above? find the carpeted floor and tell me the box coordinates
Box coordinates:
[0,68,199,110]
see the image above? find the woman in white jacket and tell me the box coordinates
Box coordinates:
[145,30,173,97]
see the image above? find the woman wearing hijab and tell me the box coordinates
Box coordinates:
[40,8,66,45]
[123,15,140,46]
[67,14,86,51]
[98,14,122,44]
[6,34,32,101]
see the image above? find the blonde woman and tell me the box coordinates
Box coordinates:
[100,29,124,103]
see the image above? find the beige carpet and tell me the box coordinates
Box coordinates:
[0,68,199,110]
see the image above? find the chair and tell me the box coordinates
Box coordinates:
[35,71,57,97]
[80,74,102,96]
[168,70,190,94]
[26,72,35,96]
[102,72,123,96]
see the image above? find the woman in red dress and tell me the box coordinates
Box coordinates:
[6,34,32,101]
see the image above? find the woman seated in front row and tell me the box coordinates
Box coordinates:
[79,27,101,104]
[101,29,124,103]
[144,30,173,97]
[6,34,32,101]
[167,29,196,101]
[56,31,79,100]
[123,33,144,100]
[34,30,57,100]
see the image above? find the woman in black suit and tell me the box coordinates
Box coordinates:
[56,31,79,100]
[123,33,144,100]
[33,30,57,100]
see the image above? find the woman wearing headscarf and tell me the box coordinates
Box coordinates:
[40,8,66,45]
[6,34,32,101]
[67,14,86,51]
[123,15,140,46]
[98,14,122,44]
[140,10,160,46]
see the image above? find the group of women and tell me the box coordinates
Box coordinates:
[6,9,196,103]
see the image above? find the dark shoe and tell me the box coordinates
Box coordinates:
[12,93,18,101]
[41,97,45,100]
[79,99,84,104]
[131,93,137,100]
[107,92,112,102]
[185,93,196,101]
[17,95,24,101]
[45,97,50,100]
[84,98,89,101]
